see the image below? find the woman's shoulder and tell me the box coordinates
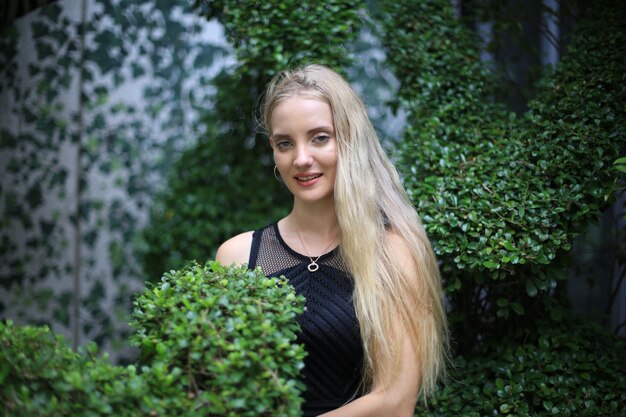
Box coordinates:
[215,230,255,266]
[386,229,407,250]
[385,229,418,272]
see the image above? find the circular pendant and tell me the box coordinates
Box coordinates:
[307,262,319,272]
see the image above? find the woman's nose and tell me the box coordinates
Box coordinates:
[294,144,313,168]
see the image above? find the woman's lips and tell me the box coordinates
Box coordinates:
[295,173,322,186]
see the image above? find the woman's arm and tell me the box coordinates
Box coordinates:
[215,231,254,266]
[319,232,422,417]
[319,337,419,417]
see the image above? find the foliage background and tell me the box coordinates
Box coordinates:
[0,0,230,359]
[376,0,626,413]
[140,0,367,281]
[1,264,307,417]
[380,0,625,345]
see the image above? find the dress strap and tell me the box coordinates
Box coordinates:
[247,228,263,269]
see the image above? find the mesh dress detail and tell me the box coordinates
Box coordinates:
[248,223,364,416]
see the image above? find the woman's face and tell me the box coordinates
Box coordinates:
[270,95,338,204]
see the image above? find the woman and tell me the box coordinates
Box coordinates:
[216,64,448,416]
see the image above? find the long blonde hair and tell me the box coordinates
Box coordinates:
[261,64,448,400]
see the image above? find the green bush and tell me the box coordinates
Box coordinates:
[417,318,626,417]
[140,0,365,280]
[0,264,306,416]
[130,262,306,416]
[379,0,626,345]
[0,321,152,417]
[377,1,626,413]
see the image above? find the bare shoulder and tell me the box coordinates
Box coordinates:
[386,229,410,254]
[215,231,254,266]
[386,229,418,272]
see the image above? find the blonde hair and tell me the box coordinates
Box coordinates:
[261,64,448,400]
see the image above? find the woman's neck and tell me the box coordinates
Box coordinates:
[280,198,340,254]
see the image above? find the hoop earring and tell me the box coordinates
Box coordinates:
[273,165,283,182]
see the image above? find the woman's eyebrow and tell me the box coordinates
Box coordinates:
[270,133,290,141]
[308,126,334,134]
[271,126,334,140]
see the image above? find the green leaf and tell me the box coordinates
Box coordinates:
[511,302,524,315]
[483,260,499,269]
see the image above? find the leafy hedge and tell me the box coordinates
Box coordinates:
[0,264,305,417]
[418,318,626,417]
[379,0,626,345]
[140,0,365,280]
[0,322,150,417]
[130,262,306,416]
[2,290,625,416]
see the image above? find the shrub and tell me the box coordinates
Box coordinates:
[379,0,626,346]
[417,318,626,417]
[377,1,626,413]
[0,263,306,416]
[0,321,152,417]
[130,262,306,416]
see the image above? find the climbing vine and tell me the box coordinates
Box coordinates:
[0,0,226,359]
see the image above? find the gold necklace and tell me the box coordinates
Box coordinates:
[295,230,337,272]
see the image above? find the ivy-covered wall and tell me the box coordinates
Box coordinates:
[0,0,230,360]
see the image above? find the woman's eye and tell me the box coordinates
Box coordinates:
[313,135,331,143]
[276,141,292,149]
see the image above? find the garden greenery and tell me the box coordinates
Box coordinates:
[379,0,626,345]
[375,0,626,414]
[140,0,365,280]
[130,262,306,415]
[0,263,306,417]
[2,0,625,415]
[0,321,150,417]
[421,318,626,416]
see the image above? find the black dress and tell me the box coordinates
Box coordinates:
[248,223,364,416]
